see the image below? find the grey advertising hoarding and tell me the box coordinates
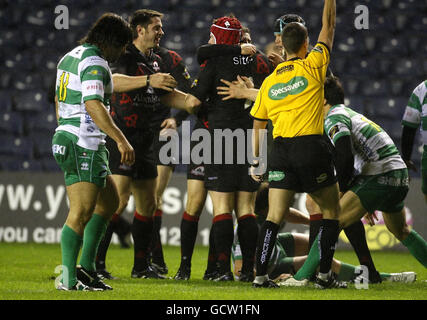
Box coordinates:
[0,172,425,251]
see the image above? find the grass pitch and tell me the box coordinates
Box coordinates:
[0,243,426,301]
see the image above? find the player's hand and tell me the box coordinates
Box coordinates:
[217,76,249,100]
[250,161,264,183]
[404,159,418,172]
[160,117,177,136]
[149,73,177,92]
[238,75,254,89]
[117,139,135,166]
[363,212,378,227]
[268,52,285,68]
[240,43,256,56]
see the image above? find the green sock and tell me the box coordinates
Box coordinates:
[61,224,83,288]
[401,229,427,268]
[294,234,320,280]
[380,272,391,280]
[336,262,356,281]
[79,214,108,272]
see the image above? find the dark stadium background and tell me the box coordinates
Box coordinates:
[0,0,425,175]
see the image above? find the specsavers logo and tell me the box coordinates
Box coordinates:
[339,207,413,250]
[268,76,308,100]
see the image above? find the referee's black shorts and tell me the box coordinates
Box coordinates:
[106,131,158,181]
[268,134,337,193]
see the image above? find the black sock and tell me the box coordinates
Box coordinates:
[309,213,323,248]
[344,220,377,273]
[131,212,153,271]
[319,219,340,274]
[180,212,199,268]
[255,220,279,276]
[237,214,258,275]
[95,222,114,270]
[206,223,217,272]
[212,214,234,274]
[149,209,165,265]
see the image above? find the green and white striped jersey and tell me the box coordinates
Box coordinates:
[402,80,427,146]
[324,104,406,176]
[55,44,113,150]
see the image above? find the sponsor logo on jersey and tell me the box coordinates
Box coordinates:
[52,144,66,155]
[276,65,294,75]
[328,125,339,139]
[153,61,160,72]
[80,162,89,171]
[268,76,308,100]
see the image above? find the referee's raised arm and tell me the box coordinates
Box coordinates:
[317,0,336,51]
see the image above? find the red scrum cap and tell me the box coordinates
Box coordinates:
[210,16,242,45]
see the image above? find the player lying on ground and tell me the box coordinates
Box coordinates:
[232,230,417,285]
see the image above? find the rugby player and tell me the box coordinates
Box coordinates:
[98,9,195,280]
[218,14,381,285]
[232,229,417,285]
[181,15,281,282]
[53,13,135,291]
[250,0,343,289]
[401,80,427,203]
[174,27,257,281]
[291,76,427,283]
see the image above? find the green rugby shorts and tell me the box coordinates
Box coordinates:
[350,169,409,213]
[52,130,111,188]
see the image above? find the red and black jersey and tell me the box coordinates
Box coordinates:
[109,44,170,134]
[153,46,192,127]
[190,50,273,130]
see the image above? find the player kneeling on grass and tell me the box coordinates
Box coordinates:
[288,76,427,286]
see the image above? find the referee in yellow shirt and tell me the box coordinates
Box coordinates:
[251,0,344,289]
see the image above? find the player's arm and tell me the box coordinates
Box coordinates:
[317,0,336,51]
[160,89,201,114]
[250,119,268,181]
[333,135,354,192]
[401,125,418,171]
[85,100,135,166]
[112,73,177,92]
[54,94,59,124]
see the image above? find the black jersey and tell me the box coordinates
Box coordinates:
[109,44,169,134]
[190,51,272,130]
[153,47,192,128]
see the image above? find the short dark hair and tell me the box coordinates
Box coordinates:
[80,13,132,49]
[130,9,163,39]
[274,14,305,35]
[281,22,308,55]
[324,76,345,106]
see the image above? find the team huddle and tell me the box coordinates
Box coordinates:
[53,0,427,291]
